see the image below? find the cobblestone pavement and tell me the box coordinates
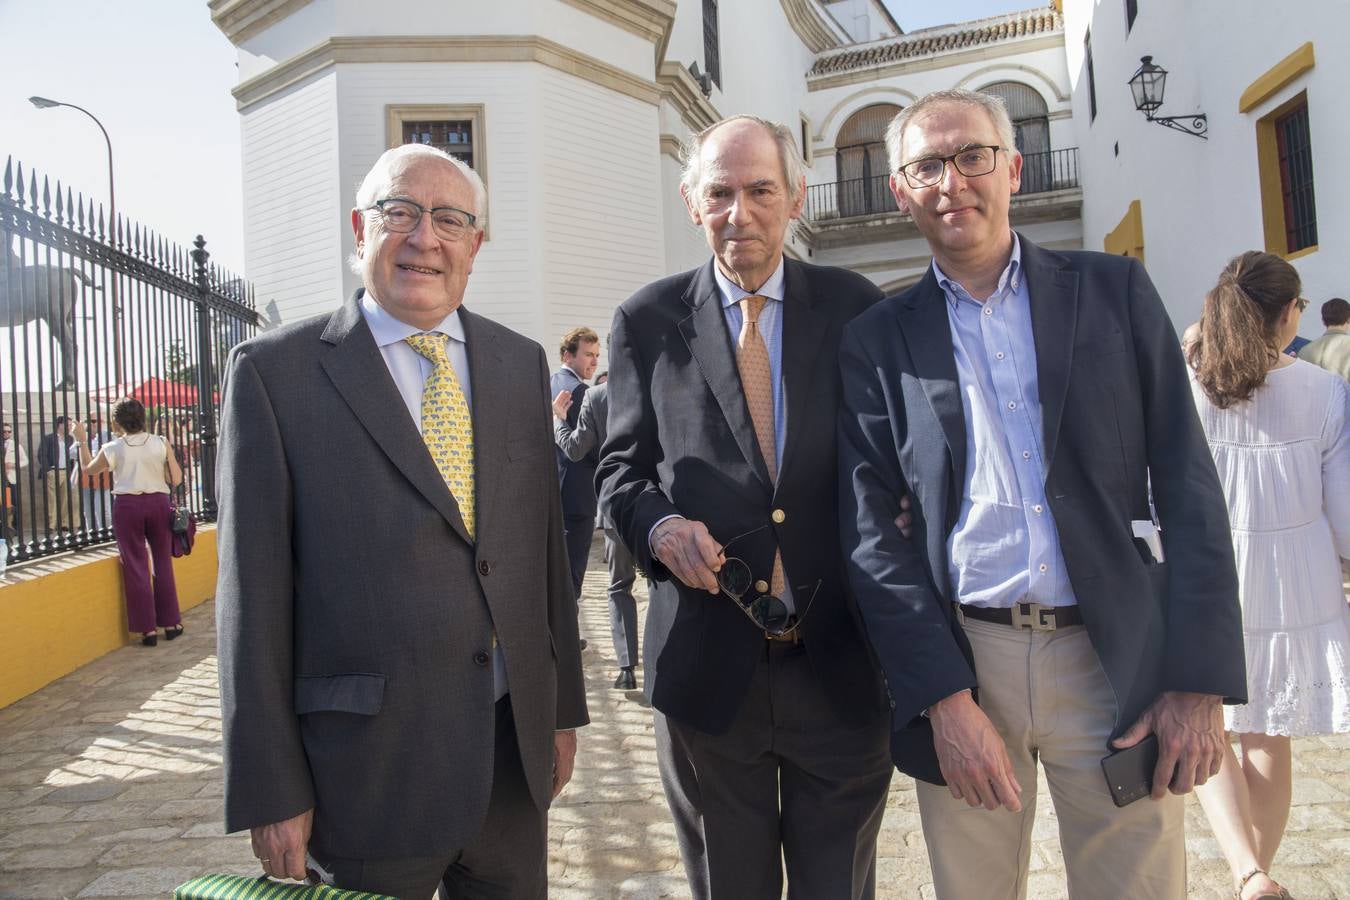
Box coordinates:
[2,541,1347,899]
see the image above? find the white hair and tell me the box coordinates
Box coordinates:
[884,88,1018,173]
[680,115,807,204]
[347,144,487,275]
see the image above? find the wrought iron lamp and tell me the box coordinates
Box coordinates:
[1127,56,1207,139]
[28,95,123,384]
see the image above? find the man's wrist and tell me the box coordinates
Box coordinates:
[922,687,973,719]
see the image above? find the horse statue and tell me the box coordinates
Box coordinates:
[0,243,84,389]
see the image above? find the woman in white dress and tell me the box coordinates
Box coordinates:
[1188,251,1350,900]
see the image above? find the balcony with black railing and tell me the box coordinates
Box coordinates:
[805,147,1080,224]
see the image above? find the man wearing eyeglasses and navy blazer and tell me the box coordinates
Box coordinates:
[598,115,892,900]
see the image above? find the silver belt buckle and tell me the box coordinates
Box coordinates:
[1010,601,1056,631]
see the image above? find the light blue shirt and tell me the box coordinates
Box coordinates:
[936,235,1077,609]
[714,258,787,462]
[360,293,508,697]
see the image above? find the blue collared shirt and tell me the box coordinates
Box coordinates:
[936,235,1077,609]
[714,258,787,461]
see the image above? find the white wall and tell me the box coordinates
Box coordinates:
[1064,0,1350,336]
[239,71,344,325]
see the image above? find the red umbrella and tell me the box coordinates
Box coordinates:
[128,376,198,408]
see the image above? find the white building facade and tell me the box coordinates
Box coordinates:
[211,0,1081,356]
[1062,0,1349,334]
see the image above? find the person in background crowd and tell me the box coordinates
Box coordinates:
[553,359,639,690]
[76,412,113,534]
[1298,297,1350,381]
[1188,252,1349,900]
[73,399,184,647]
[551,326,601,634]
[2,421,28,539]
[36,415,76,533]
[839,88,1247,899]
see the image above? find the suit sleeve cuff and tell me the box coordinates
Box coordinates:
[647,515,684,555]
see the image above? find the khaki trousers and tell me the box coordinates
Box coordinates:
[43,469,75,532]
[916,617,1185,900]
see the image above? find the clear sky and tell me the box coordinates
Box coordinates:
[0,0,1039,281]
[0,0,245,274]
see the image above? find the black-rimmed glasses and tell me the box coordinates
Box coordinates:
[717,524,819,636]
[898,145,1004,188]
[367,198,478,241]
[1295,297,1310,312]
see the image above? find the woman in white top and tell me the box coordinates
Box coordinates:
[1188,251,1350,900]
[74,398,185,647]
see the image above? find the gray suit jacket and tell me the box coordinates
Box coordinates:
[556,382,609,528]
[216,291,588,858]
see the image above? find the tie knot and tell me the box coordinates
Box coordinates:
[406,332,451,366]
[741,295,767,325]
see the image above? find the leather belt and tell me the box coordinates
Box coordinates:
[955,601,1083,632]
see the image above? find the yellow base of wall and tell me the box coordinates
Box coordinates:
[0,527,217,709]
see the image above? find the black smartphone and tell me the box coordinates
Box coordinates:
[1101,733,1159,807]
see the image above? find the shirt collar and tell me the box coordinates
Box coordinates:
[361,291,466,347]
[715,256,786,310]
[932,232,1023,308]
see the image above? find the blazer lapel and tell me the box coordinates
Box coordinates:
[677,260,774,493]
[319,292,473,544]
[896,269,967,503]
[459,307,505,544]
[1020,236,1078,472]
[776,258,829,488]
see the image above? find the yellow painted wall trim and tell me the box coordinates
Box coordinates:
[1255,91,1310,256]
[1239,42,1314,114]
[1104,199,1145,262]
[0,528,218,709]
[1284,244,1318,261]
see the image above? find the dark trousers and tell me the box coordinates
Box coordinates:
[112,492,181,634]
[655,641,893,900]
[603,526,639,667]
[312,698,546,899]
[562,513,593,600]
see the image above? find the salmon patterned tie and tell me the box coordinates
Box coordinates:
[405,332,476,539]
[736,295,785,598]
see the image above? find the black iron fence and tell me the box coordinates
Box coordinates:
[0,156,259,565]
[804,147,1080,222]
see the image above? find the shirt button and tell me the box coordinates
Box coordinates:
[995,352,1005,360]
[1033,504,1043,513]
[473,650,491,667]
[771,509,786,524]
[1038,564,1048,573]
[1022,451,1031,459]
[983,307,993,316]
[1007,401,1017,410]
[478,560,491,576]
[754,580,770,594]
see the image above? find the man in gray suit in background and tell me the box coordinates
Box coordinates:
[552,367,640,690]
[216,143,588,899]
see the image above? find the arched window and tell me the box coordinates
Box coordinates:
[835,103,901,217]
[980,82,1052,193]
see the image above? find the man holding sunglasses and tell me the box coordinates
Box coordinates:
[839,89,1246,898]
[599,115,893,899]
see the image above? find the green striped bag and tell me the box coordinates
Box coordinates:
[173,874,398,900]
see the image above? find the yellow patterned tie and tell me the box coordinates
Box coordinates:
[736,296,785,598]
[405,332,475,539]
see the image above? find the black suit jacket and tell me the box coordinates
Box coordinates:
[556,381,598,518]
[599,257,887,733]
[37,432,74,475]
[838,237,1246,784]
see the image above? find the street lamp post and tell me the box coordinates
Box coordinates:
[28,96,124,387]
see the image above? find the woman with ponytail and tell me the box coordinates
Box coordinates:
[1188,251,1349,900]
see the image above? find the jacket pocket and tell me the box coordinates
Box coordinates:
[293,672,386,716]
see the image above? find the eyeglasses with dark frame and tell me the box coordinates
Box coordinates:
[366,198,478,241]
[897,145,1004,188]
[717,524,819,637]
[1295,297,1310,312]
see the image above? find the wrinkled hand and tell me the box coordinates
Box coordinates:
[553,729,578,799]
[929,690,1022,812]
[651,517,724,593]
[552,390,573,421]
[894,494,914,539]
[71,421,87,441]
[250,808,313,881]
[1112,691,1224,798]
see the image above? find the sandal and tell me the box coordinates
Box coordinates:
[1236,867,1292,899]
[141,631,158,647]
[164,624,185,641]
